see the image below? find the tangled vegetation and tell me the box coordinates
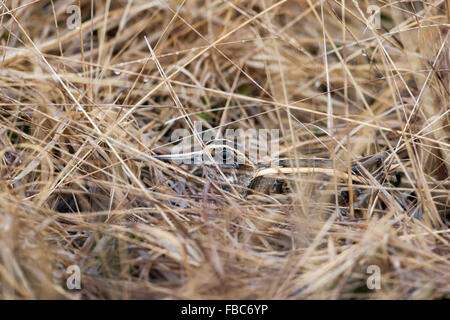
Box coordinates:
[0,0,449,299]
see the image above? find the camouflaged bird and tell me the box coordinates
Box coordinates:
[135,139,395,212]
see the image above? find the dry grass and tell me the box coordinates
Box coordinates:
[0,0,449,299]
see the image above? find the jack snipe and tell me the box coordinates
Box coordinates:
[135,140,396,214]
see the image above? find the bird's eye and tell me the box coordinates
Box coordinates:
[222,150,228,161]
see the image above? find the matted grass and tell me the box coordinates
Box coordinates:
[0,0,448,299]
